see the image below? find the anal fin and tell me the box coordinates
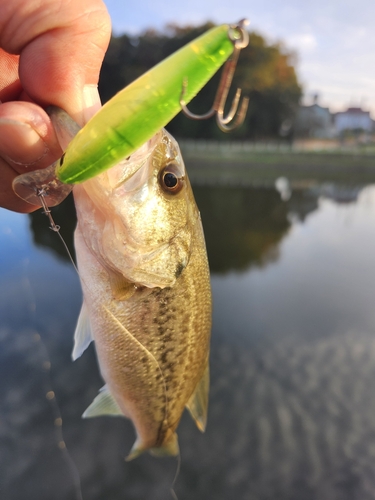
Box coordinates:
[186,360,209,432]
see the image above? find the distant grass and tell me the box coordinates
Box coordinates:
[179,143,375,186]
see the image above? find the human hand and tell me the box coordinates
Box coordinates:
[0,0,111,212]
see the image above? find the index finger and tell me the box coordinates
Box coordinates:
[0,49,21,101]
[0,0,111,124]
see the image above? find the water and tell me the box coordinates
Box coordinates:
[1,180,375,499]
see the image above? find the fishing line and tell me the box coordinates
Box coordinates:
[170,451,181,500]
[38,190,183,497]
[37,190,79,274]
[21,259,84,500]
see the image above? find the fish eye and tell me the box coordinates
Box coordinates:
[159,163,184,194]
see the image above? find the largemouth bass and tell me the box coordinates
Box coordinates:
[72,129,212,459]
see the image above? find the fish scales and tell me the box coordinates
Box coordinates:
[72,129,212,458]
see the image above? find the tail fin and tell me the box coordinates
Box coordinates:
[150,433,179,458]
[125,433,179,461]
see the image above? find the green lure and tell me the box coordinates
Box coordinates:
[57,24,235,184]
[12,21,248,207]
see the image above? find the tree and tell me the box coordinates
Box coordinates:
[98,23,302,139]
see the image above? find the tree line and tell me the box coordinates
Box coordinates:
[98,23,302,140]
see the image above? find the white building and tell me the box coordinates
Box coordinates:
[294,95,336,138]
[334,107,373,134]
[294,103,336,138]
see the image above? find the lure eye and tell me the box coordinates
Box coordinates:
[159,163,184,194]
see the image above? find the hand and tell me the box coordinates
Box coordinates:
[0,0,111,212]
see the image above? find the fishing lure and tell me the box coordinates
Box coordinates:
[12,20,249,207]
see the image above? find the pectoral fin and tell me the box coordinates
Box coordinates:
[107,269,136,300]
[82,385,125,418]
[186,361,209,432]
[72,302,93,361]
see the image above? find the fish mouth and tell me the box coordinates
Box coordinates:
[104,133,162,191]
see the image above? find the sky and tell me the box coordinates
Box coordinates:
[103,0,375,117]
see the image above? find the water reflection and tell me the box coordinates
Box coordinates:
[29,185,321,274]
[2,181,375,499]
[194,186,290,272]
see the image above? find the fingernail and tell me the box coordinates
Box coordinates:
[0,119,48,165]
[82,85,102,123]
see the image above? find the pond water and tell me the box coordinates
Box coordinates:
[2,179,375,500]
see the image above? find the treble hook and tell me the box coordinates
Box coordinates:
[180,19,250,132]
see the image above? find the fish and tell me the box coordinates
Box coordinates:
[72,128,212,459]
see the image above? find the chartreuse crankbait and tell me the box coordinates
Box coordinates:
[12,20,249,207]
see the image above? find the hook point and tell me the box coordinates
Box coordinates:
[180,20,249,132]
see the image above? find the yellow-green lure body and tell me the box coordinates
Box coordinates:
[57,25,234,183]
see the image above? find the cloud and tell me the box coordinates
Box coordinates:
[287,33,318,52]
[103,0,375,114]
